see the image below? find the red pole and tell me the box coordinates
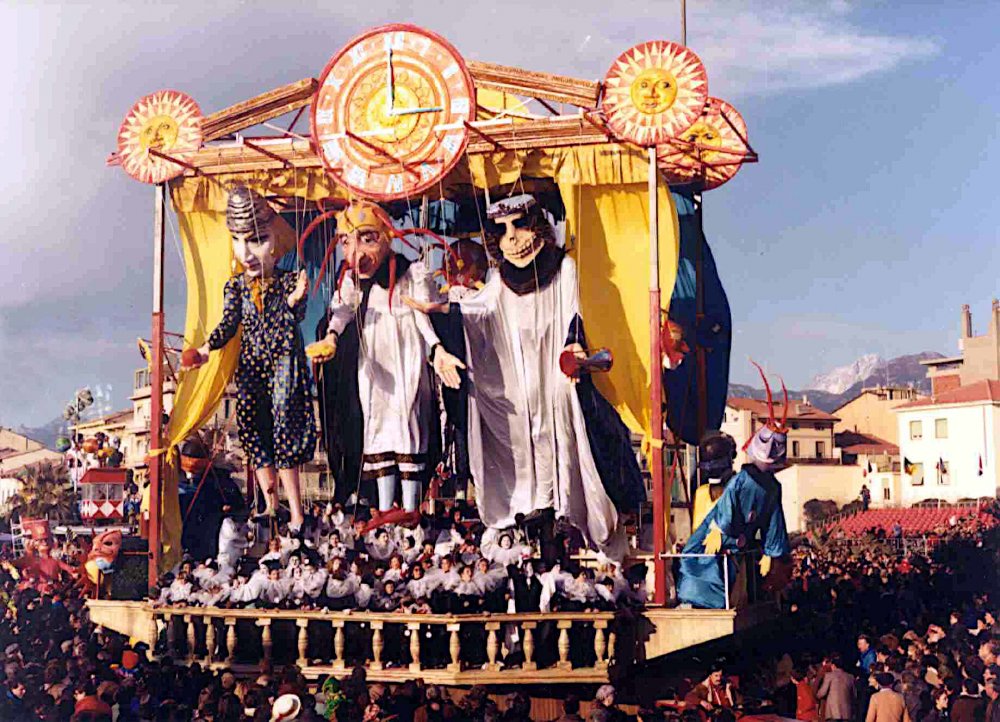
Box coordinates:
[148,183,166,590]
[648,147,668,606]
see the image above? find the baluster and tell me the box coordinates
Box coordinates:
[205,616,216,664]
[296,619,309,668]
[184,614,197,662]
[485,622,501,671]
[332,621,346,670]
[225,618,237,665]
[165,613,179,656]
[258,619,273,663]
[147,612,158,652]
[408,623,422,672]
[607,630,617,665]
[556,620,572,670]
[594,620,608,670]
[447,623,462,672]
[370,622,384,671]
[522,622,537,671]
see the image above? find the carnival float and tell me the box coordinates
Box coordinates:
[89,22,789,688]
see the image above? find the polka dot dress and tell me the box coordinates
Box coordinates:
[207,270,316,469]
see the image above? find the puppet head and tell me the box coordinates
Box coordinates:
[22,519,53,557]
[699,430,736,480]
[485,194,556,268]
[743,361,789,471]
[441,238,488,299]
[226,185,277,279]
[335,200,393,279]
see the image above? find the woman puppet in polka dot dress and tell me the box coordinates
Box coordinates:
[186,186,315,532]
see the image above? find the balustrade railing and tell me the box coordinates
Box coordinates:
[149,607,617,682]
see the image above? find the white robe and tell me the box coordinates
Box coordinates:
[458,256,623,558]
[327,259,441,457]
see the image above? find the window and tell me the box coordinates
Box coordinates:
[883,488,891,501]
[909,463,924,486]
[935,418,948,439]
[909,421,923,440]
[792,441,800,458]
[815,441,825,458]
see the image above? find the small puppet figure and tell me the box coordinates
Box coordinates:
[677,363,792,609]
[691,430,738,529]
[406,194,644,561]
[311,200,464,513]
[185,185,314,533]
[14,520,76,593]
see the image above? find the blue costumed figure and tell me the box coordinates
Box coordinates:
[187,186,314,533]
[677,362,791,609]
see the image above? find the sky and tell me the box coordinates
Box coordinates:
[1,0,998,428]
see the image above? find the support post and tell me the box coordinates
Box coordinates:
[148,183,166,590]
[649,147,668,605]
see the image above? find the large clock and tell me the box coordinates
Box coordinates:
[312,24,476,201]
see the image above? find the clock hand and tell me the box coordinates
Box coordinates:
[387,105,443,117]
[385,47,395,114]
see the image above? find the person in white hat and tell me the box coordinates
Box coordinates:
[270,693,302,721]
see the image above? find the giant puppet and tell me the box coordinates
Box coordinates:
[311,201,465,513]
[409,194,645,560]
[677,363,791,608]
[185,186,314,532]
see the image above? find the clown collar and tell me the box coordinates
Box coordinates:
[499,245,564,296]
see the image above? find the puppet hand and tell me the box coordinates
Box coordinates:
[181,344,210,370]
[563,343,587,383]
[306,334,338,363]
[433,346,466,389]
[759,555,772,577]
[288,270,309,307]
[403,295,450,315]
[703,523,723,555]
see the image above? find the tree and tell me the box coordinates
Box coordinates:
[4,461,78,523]
[803,498,839,524]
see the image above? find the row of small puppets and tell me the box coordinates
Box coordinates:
[186,187,643,560]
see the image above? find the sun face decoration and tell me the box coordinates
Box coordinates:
[658,97,749,191]
[602,41,708,148]
[117,90,202,184]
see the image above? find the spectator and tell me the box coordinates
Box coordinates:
[684,664,736,711]
[984,680,999,722]
[867,672,913,722]
[556,695,583,722]
[594,685,627,722]
[817,654,855,722]
[951,679,985,722]
[791,667,820,722]
[860,635,878,674]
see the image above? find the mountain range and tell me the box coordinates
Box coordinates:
[729,351,943,412]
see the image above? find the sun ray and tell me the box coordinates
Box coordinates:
[658,97,749,191]
[117,90,203,184]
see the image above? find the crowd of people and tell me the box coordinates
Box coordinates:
[1,497,997,721]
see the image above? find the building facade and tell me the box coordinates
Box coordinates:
[894,380,1000,505]
[922,301,1000,396]
[833,386,923,446]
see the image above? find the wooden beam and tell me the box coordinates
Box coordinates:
[201,78,318,141]
[468,60,601,108]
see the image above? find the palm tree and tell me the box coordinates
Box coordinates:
[4,460,79,523]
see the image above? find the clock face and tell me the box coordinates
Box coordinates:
[117,90,203,184]
[658,97,749,191]
[312,24,476,201]
[602,41,708,148]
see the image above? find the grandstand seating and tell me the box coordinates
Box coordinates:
[826,506,997,537]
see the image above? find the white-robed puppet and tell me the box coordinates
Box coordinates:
[409,195,644,560]
[312,201,463,512]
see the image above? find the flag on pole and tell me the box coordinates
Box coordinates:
[937,457,948,483]
[903,457,916,475]
[978,455,983,476]
[867,460,873,474]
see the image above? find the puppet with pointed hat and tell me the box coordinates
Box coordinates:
[311,200,465,514]
[677,361,791,609]
[184,185,314,533]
